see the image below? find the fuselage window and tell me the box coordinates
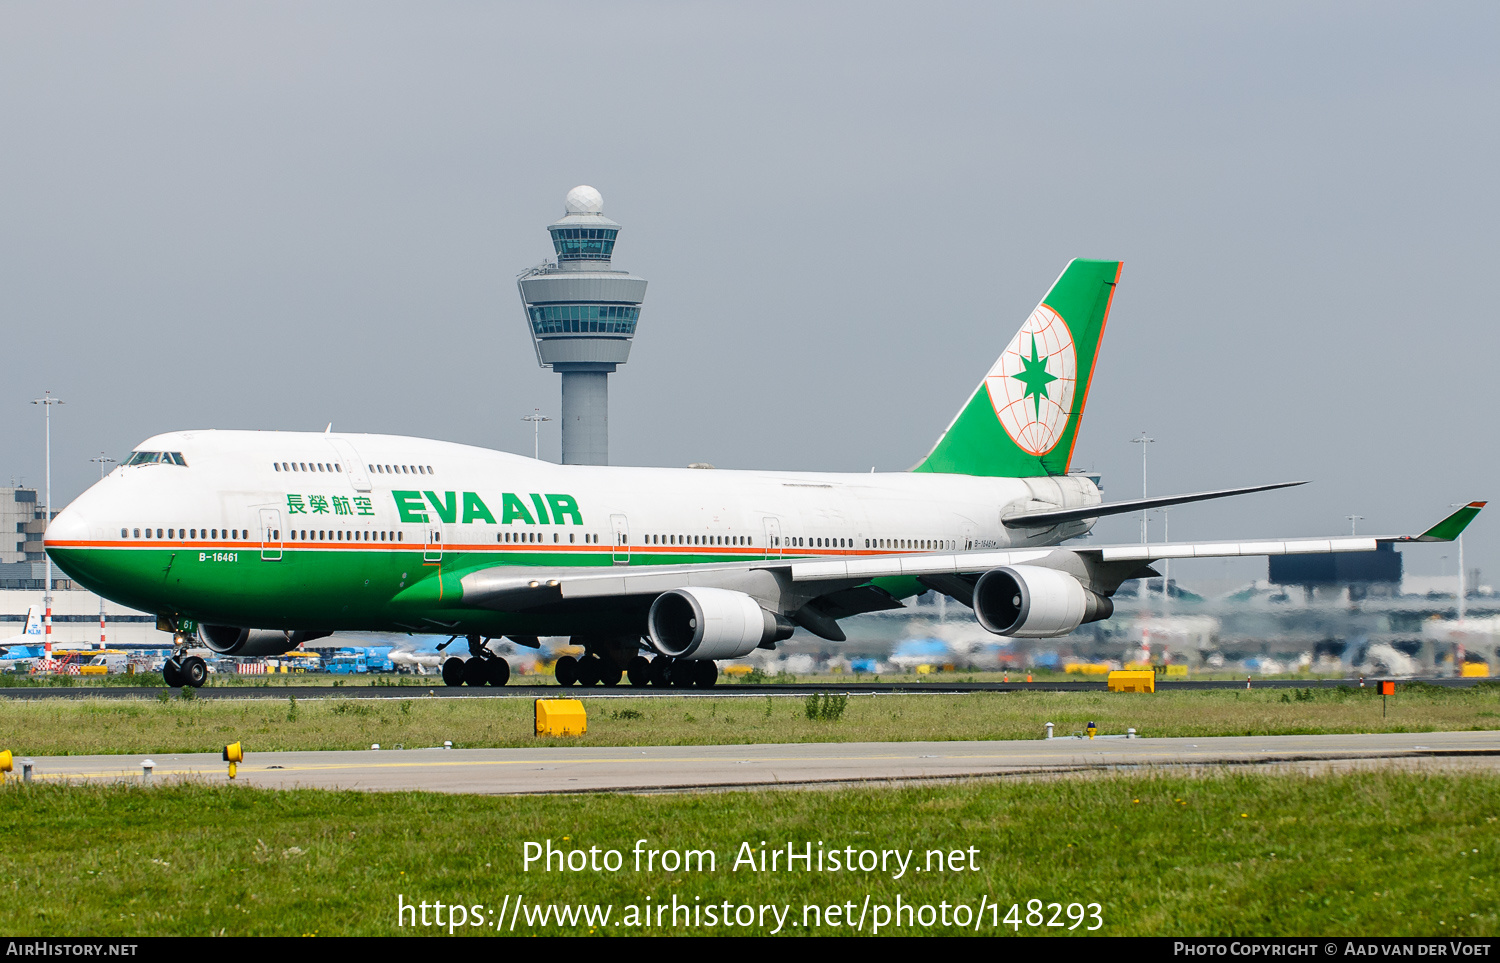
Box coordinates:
[397,532,403,541]
[121,528,128,538]
[156,529,163,539]
[335,464,342,472]
[274,463,281,472]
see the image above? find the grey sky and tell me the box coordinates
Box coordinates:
[2,2,1495,585]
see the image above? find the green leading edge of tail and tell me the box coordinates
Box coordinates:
[914,258,1122,477]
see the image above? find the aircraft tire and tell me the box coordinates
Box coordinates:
[182,656,208,688]
[486,658,511,687]
[599,662,622,687]
[576,655,602,687]
[554,655,578,687]
[162,658,184,688]
[626,656,651,687]
[441,657,466,687]
[669,661,693,688]
[694,660,718,689]
[462,658,489,686]
[648,655,671,687]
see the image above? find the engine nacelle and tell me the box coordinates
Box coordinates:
[199,625,332,657]
[972,565,1114,638]
[647,587,794,660]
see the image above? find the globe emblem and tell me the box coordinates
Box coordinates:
[984,304,1076,455]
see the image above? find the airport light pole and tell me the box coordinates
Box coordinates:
[522,409,552,461]
[1346,515,1364,536]
[32,392,63,658]
[1450,503,1468,623]
[90,453,115,648]
[1161,507,1170,605]
[1131,432,1154,547]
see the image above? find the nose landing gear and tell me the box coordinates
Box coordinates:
[161,626,208,689]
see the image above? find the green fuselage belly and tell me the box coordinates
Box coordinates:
[50,545,881,637]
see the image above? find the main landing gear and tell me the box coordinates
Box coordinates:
[555,652,717,689]
[552,653,624,688]
[161,628,207,689]
[441,635,511,688]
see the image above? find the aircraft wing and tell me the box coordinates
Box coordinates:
[457,502,1485,606]
[791,501,1486,583]
[447,502,1482,643]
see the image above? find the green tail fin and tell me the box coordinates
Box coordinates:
[914,258,1121,477]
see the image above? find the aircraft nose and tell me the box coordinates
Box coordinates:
[45,501,93,548]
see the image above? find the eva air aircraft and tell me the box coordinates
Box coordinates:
[44,260,1483,689]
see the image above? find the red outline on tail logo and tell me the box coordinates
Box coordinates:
[983,304,1076,456]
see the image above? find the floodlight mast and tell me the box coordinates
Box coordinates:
[91,453,116,648]
[32,393,62,656]
[1130,432,1154,545]
[521,410,552,461]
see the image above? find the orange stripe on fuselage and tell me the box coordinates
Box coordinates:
[44,538,935,559]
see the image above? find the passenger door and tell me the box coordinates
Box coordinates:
[763,516,783,560]
[611,514,629,565]
[259,509,283,561]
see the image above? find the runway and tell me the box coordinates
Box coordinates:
[0,677,1484,701]
[15,730,1499,795]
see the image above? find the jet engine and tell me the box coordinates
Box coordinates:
[972,565,1113,638]
[647,587,794,660]
[199,625,332,657]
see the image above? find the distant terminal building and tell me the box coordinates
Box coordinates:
[2,487,45,565]
[1269,542,1403,597]
[516,186,647,466]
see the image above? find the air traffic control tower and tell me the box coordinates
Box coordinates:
[517,185,647,465]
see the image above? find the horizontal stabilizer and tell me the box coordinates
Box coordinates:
[1001,480,1306,529]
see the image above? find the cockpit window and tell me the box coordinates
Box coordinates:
[124,451,188,467]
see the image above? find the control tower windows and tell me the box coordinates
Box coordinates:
[528,304,640,336]
[550,227,618,261]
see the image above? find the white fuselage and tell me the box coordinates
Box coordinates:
[48,429,1103,563]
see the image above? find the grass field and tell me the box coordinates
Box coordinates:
[1,684,1496,756]
[2,770,1494,936]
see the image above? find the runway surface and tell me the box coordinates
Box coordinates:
[0,677,1484,701]
[15,731,1499,794]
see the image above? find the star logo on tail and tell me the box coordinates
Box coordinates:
[1011,336,1058,420]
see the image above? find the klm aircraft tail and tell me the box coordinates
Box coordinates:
[23,605,41,637]
[914,258,1121,477]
